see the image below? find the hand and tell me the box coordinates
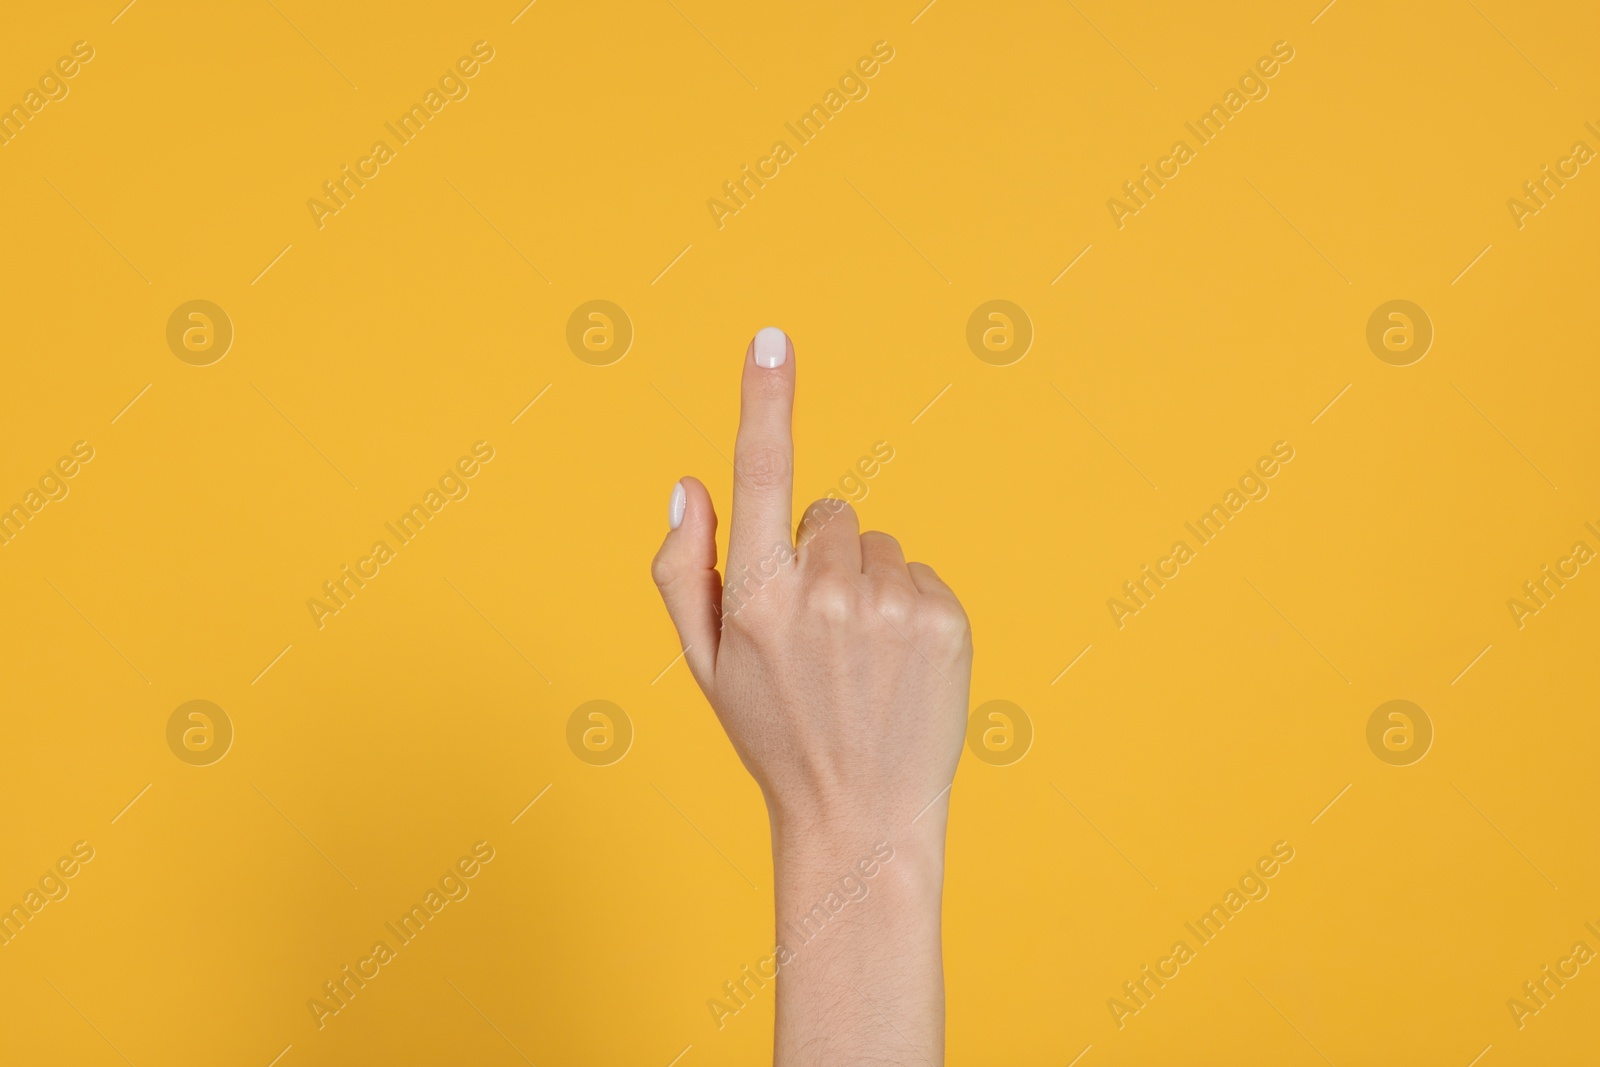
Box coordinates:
[652,326,972,1065]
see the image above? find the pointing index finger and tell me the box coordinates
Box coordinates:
[729,326,795,573]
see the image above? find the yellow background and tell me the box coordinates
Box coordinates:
[2,1,1597,1064]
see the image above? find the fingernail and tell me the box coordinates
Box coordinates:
[753,326,788,369]
[668,481,687,530]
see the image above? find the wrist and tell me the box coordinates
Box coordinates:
[765,778,953,851]
[769,799,947,925]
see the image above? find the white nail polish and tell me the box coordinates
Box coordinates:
[669,481,687,530]
[753,326,788,369]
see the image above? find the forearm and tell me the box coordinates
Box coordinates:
[770,810,947,1066]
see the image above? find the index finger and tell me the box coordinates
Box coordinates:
[728,326,795,573]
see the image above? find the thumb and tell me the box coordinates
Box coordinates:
[650,476,721,687]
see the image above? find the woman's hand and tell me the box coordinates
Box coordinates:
[652,326,972,1065]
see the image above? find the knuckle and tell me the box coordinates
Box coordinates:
[873,586,916,627]
[800,499,851,531]
[822,497,857,522]
[734,445,791,492]
[798,497,850,540]
[801,495,839,523]
[862,530,902,556]
[649,552,674,590]
[803,575,857,625]
[919,598,971,642]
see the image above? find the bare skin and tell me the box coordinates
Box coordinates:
[652,326,972,1065]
